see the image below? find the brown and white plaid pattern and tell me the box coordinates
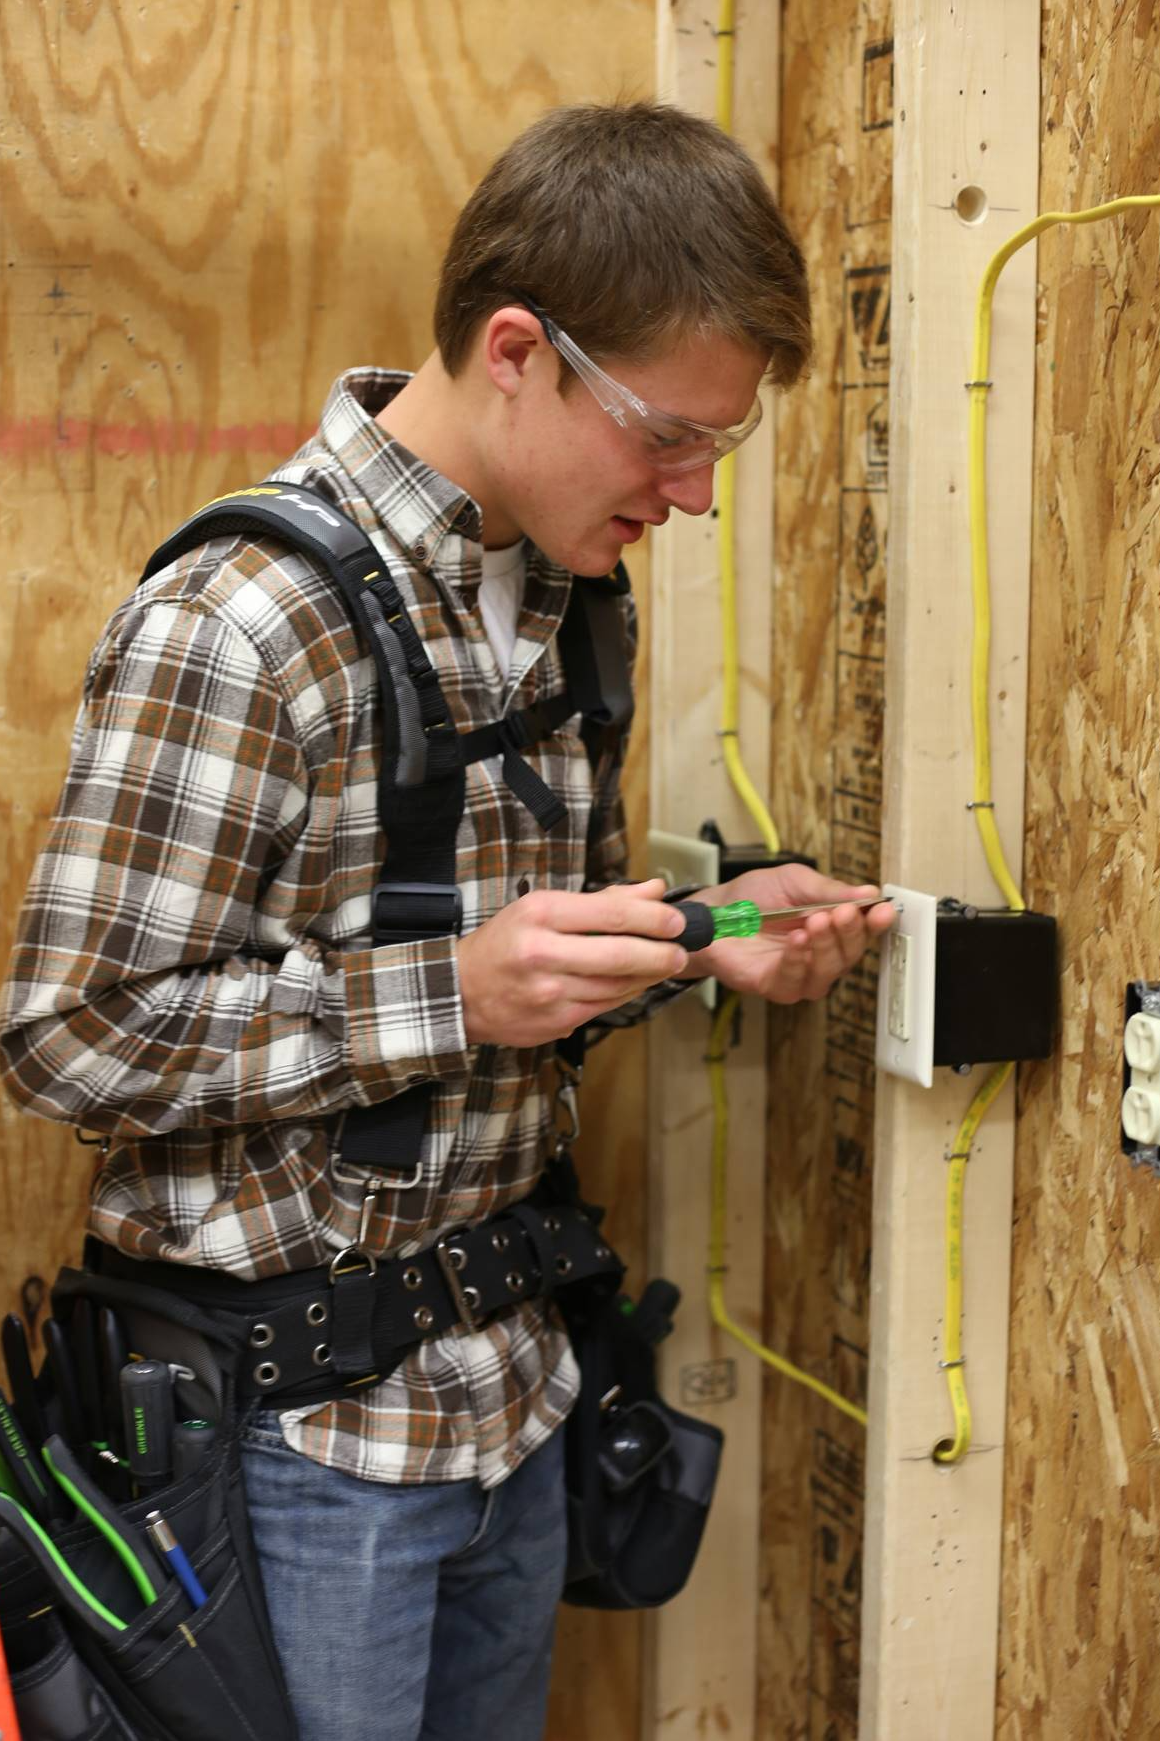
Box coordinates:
[0,369,682,1487]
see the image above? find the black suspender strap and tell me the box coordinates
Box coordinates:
[556,566,635,730]
[139,483,635,1200]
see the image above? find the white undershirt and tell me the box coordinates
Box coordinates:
[478,541,527,679]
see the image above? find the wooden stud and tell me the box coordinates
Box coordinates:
[861,5,1039,1738]
[645,4,778,1737]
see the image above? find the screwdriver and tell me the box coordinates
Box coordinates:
[671,894,890,952]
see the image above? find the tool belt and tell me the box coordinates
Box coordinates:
[75,1191,626,1409]
[0,1271,299,1740]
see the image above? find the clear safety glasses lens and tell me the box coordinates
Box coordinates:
[542,317,762,473]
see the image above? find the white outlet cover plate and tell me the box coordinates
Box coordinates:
[875,884,938,1087]
[645,828,720,894]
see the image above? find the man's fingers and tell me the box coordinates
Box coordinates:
[536,880,686,940]
[540,933,688,981]
[801,908,866,983]
[549,975,667,1008]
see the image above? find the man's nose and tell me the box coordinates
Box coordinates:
[656,462,716,517]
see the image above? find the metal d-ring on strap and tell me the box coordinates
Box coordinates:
[327,1161,424,1283]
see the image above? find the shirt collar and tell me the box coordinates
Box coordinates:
[318,368,484,563]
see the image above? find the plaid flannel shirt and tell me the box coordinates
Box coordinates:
[0,369,682,1488]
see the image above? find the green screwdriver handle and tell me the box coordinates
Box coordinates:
[673,894,889,951]
[671,899,762,951]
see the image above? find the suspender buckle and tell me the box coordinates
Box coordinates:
[434,1231,482,1330]
[371,882,463,943]
[497,711,534,752]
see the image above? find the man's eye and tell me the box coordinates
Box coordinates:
[644,426,692,450]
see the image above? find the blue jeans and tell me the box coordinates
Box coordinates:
[239,1412,567,1741]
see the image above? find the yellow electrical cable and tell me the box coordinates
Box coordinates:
[707,991,869,1427]
[930,1059,1014,1463]
[936,193,1160,1463]
[714,0,780,859]
[966,193,1160,913]
[718,452,781,855]
[703,0,865,1426]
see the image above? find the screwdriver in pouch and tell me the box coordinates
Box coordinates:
[119,1361,174,1490]
[671,894,890,953]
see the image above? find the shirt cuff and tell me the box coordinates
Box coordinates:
[342,935,470,1100]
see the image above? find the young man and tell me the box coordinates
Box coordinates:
[1,103,893,1737]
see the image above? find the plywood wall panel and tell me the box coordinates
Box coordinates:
[0,6,653,1737]
[761,3,890,1735]
[998,5,1160,1736]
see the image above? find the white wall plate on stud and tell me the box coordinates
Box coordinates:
[875,884,938,1086]
[646,829,721,1011]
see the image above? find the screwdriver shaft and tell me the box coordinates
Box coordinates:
[755,895,890,921]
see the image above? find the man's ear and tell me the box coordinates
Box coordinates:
[481,306,552,400]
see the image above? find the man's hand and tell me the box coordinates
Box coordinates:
[457,879,688,1048]
[678,865,896,1004]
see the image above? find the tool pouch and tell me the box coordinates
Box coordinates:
[558,1278,724,1610]
[2,1607,137,1739]
[0,1268,298,1741]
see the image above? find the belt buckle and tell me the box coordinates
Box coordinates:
[434,1230,482,1330]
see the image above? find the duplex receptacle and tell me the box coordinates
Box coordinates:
[887,931,911,1041]
[1122,985,1160,1162]
[875,886,938,1086]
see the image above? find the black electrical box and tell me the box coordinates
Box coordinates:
[932,903,1057,1070]
[698,819,817,879]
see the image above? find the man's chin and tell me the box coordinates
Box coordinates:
[566,520,646,577]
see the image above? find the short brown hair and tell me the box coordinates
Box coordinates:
[434,101,810,387]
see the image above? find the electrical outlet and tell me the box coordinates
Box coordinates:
[1123,1005,1160,1147]
[887,932,911,1040]
[875,885,938,1086]
[646,829,721,1012]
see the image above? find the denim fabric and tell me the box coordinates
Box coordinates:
[240,1412,567,1741]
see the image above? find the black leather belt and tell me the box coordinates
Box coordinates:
[85,1200,624,1407]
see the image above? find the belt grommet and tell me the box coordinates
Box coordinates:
[305,1301,328,1327]
[445,1245,467,1272]
[403,1266,423,1291]
[254,1360,281,1387]
[543,1215,561,1236]
[491,1231,510,1252]
[249,1322,275,1349]
[506,1271,525,1294]
[414,1305,435,1330]
[462,1285,481,1312]
[312,1343,332,1367]
[555,1255,573,1277]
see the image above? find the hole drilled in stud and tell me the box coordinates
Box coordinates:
[953,184,989,225]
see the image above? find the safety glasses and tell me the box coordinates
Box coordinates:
[517,298,762,474]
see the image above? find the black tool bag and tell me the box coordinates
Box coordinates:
[557,1274,723,1610]
[0,1271,298,1741]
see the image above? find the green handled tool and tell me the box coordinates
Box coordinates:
[672,894,889,952]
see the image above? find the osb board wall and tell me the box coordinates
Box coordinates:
[0,4,653,1736]
[761,1,891,1735]
[999,4,1160,1737]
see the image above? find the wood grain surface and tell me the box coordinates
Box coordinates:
[0,5,653,1736]
[998,5,1160,1736]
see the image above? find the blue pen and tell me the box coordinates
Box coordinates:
[144,1509,207,1609]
